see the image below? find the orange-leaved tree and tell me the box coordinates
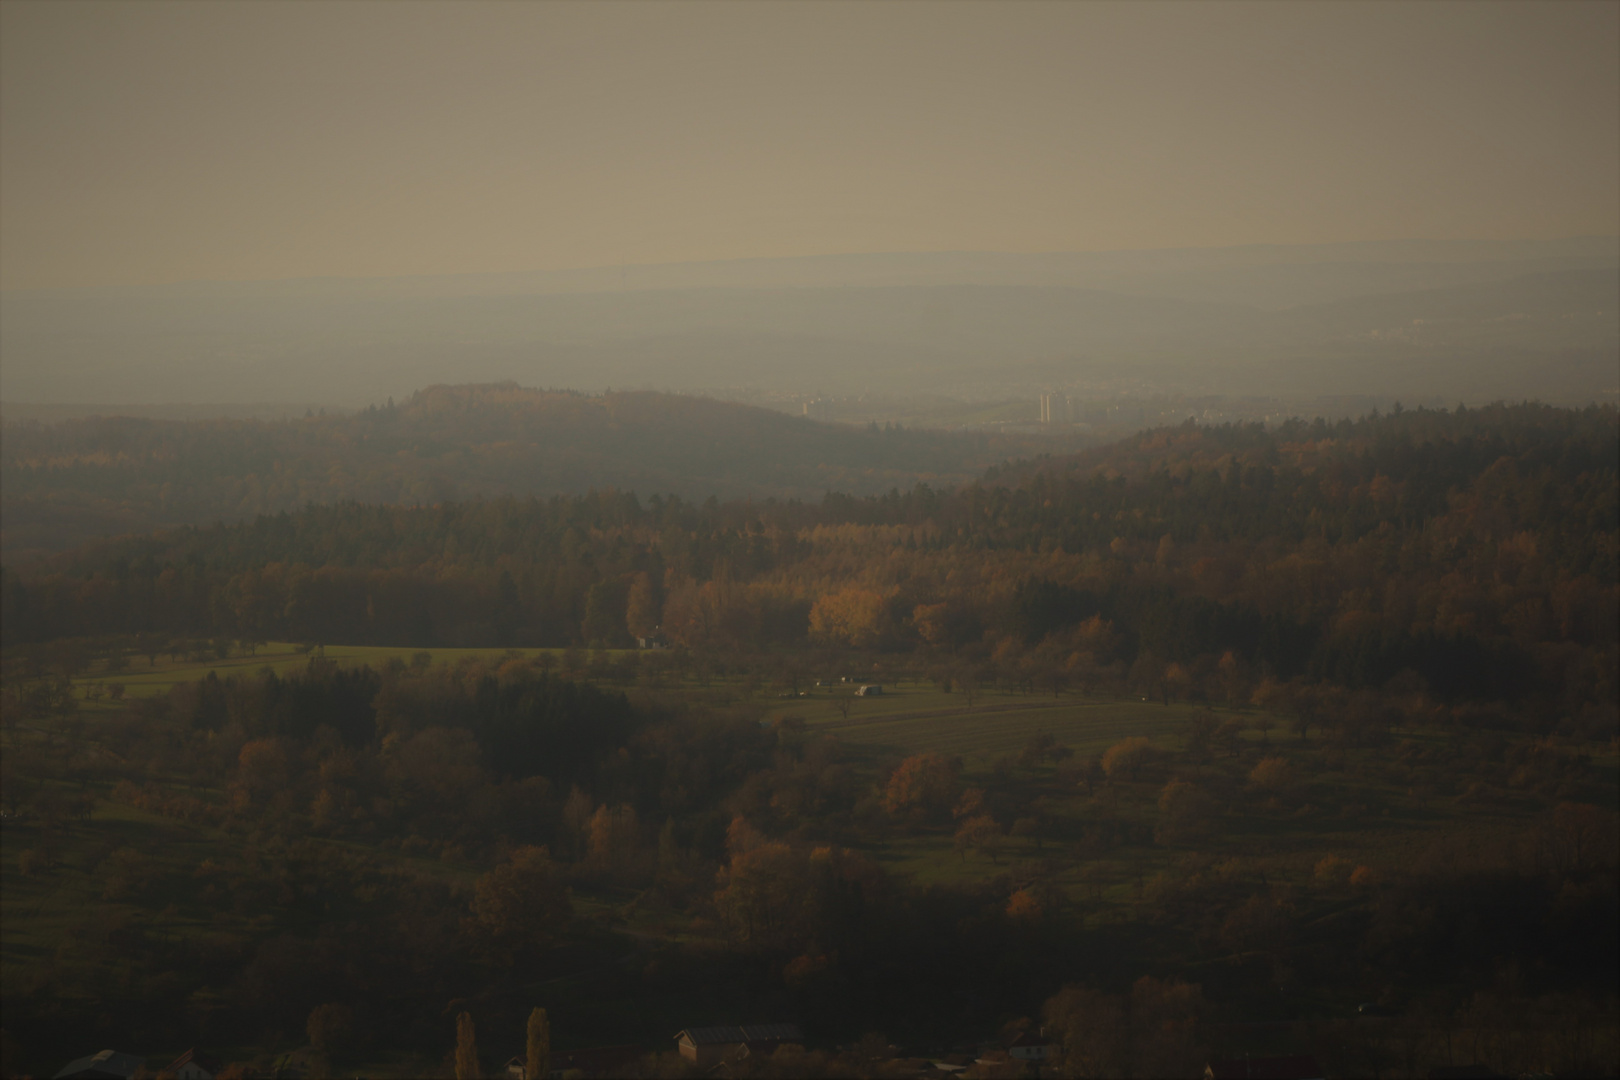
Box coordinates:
[881,752,961,822]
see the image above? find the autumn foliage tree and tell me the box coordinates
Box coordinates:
[954,814,1004,864]
[1042,977,1207,1079]
[1156,778,1218,845]
[881,752,961,823]
[467,846,571,961]
[713,841,887,955]
[1101,737,1159,783]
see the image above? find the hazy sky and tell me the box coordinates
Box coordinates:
[2,1,1616,291]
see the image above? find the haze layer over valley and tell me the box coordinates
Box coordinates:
[3,237,1615,411]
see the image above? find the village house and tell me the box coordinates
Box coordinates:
[674,1024,803,1068]
[52,1050,145,1080]
[1007,1030,1053,1062]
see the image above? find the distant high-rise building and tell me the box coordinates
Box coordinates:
[1039,392,1069,425]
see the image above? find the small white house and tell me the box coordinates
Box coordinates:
[1008,1032,1053,1061]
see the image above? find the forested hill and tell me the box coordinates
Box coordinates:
[0,383,1072,562]
[6,403,1615,715]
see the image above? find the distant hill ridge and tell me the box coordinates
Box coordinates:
[0,383,1075,563]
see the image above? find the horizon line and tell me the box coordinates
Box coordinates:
[4,234,1616,296]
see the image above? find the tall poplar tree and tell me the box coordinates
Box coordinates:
[525,1007,550,1080]
[455,1011,479,1080]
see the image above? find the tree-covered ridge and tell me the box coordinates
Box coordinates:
[1,383,1069,560]
[4,402,1615,711]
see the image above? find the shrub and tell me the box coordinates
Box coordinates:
[1248,756,1297,794]
[1102,737,1160,781]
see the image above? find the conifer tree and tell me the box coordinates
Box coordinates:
[526,1007,550,1080]
[455,1011,479,1080]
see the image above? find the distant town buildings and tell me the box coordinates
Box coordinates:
[801,398,832,420]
